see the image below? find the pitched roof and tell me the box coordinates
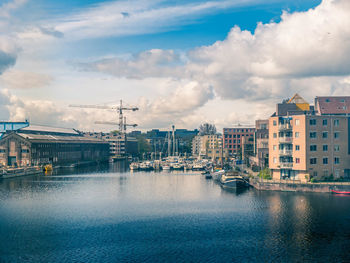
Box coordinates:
[288,93,309,104]
[17,133,108,144]
[315,96,350,115]
[19,125,79,135]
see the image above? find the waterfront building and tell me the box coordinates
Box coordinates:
[223,126,255,156]
[83,132,138,157]
[191,134,223,159]
[0,121,29,138]
[0,124,109,167]
[269,94,350,181]
[249,120,269,169]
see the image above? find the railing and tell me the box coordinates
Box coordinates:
[279,136,293,143]
[278,123,292,130]
[279,149,293,156]
[279,162,293,169]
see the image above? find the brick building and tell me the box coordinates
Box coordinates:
[223,127,255,156]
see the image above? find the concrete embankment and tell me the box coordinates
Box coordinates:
[250,179,350,193]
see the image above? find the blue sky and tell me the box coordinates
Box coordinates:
[18,0,322,57]
[1,0,350,131]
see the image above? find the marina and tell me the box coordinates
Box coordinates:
[1,164,350,262]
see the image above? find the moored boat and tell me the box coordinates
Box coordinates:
[129,162,139,170]
[331,190,350,195]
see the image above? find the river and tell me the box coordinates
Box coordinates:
[1,163,350,262]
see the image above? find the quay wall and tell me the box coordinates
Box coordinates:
[250,179,350,193]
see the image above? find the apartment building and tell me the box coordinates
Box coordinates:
[223,127,255,156]
[250,120,269,168]
[191,134,222,158]
[269,95,350,181]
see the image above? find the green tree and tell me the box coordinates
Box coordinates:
[136,135,151,158]
[259,168,272,180]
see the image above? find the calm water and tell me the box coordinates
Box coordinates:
[1,163,350,263]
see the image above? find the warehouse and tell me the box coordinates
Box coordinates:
[0,124,109,167]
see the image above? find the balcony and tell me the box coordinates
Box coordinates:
[279,162,293,169]
[279,136,293,144]
[278,123,292,131]
[279,149,293,156]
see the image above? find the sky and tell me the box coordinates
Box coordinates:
[1,0,350,132]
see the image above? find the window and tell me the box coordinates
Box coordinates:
[273,145,277,150]
[323,170,329,177]
[233,135,236,138]
[310,145,317,151]
[295,132,300,138]
[295,145,300,151]
[310,132,317,138]
[323,158,328,165]
[233,140,236,143]
[273,120,277,126]
[323,145,328,151]
[334,132,339,139]
[238,140,240,143]
[323,119,328,126]
[0,149,5,153]
[334,119,339,127]
[273,133,277,138]
[237,135,240,138]
[295,119,300,126]
[310,158,317,165]
[309,119,316,125]
[322,132,328,139]
[295,158,300,164]
[325,98,330,102]
[334,157,340,164]
[334,145,340,152]
[273,157,277,164]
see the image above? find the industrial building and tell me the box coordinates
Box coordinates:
[0,124,109,167]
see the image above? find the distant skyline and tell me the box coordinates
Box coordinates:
[1,0,349,132]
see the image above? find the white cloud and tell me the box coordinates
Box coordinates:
[0,0,27,18]
[0,70,53,89]
[85,49,182,79]
[86,0,350,104]
[53,0,277,40]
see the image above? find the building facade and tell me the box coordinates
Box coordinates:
[223,127,255,156]
[253,120,269,168]
[0,125,109,167]
[191,134,222,158]
[83,132,138,157]
[269,95,350,181]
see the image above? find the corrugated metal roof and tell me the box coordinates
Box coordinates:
[19,125,79,135]
[17,133,108,144]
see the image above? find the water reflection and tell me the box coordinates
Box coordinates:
[1,163,350,262]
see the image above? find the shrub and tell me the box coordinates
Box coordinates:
[259,168,272,180]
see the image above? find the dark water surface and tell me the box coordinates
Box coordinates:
[1,163,350,263]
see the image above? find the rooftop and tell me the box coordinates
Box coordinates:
[315,96,350,115]
[19,125,80,135]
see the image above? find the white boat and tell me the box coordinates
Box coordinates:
[129,162,139,170]
[162,164,171,170]
[139,161,153,171]
[171,163,183,170]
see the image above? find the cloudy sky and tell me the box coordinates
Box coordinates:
[0,0,349,132]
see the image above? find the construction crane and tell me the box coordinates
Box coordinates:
[69,100,138,133]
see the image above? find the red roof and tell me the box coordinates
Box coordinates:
[316,96,350,115]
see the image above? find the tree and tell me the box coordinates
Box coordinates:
[136,134,151,158]
[198,123,217,135]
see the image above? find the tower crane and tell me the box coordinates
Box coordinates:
[69,100,138,133]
